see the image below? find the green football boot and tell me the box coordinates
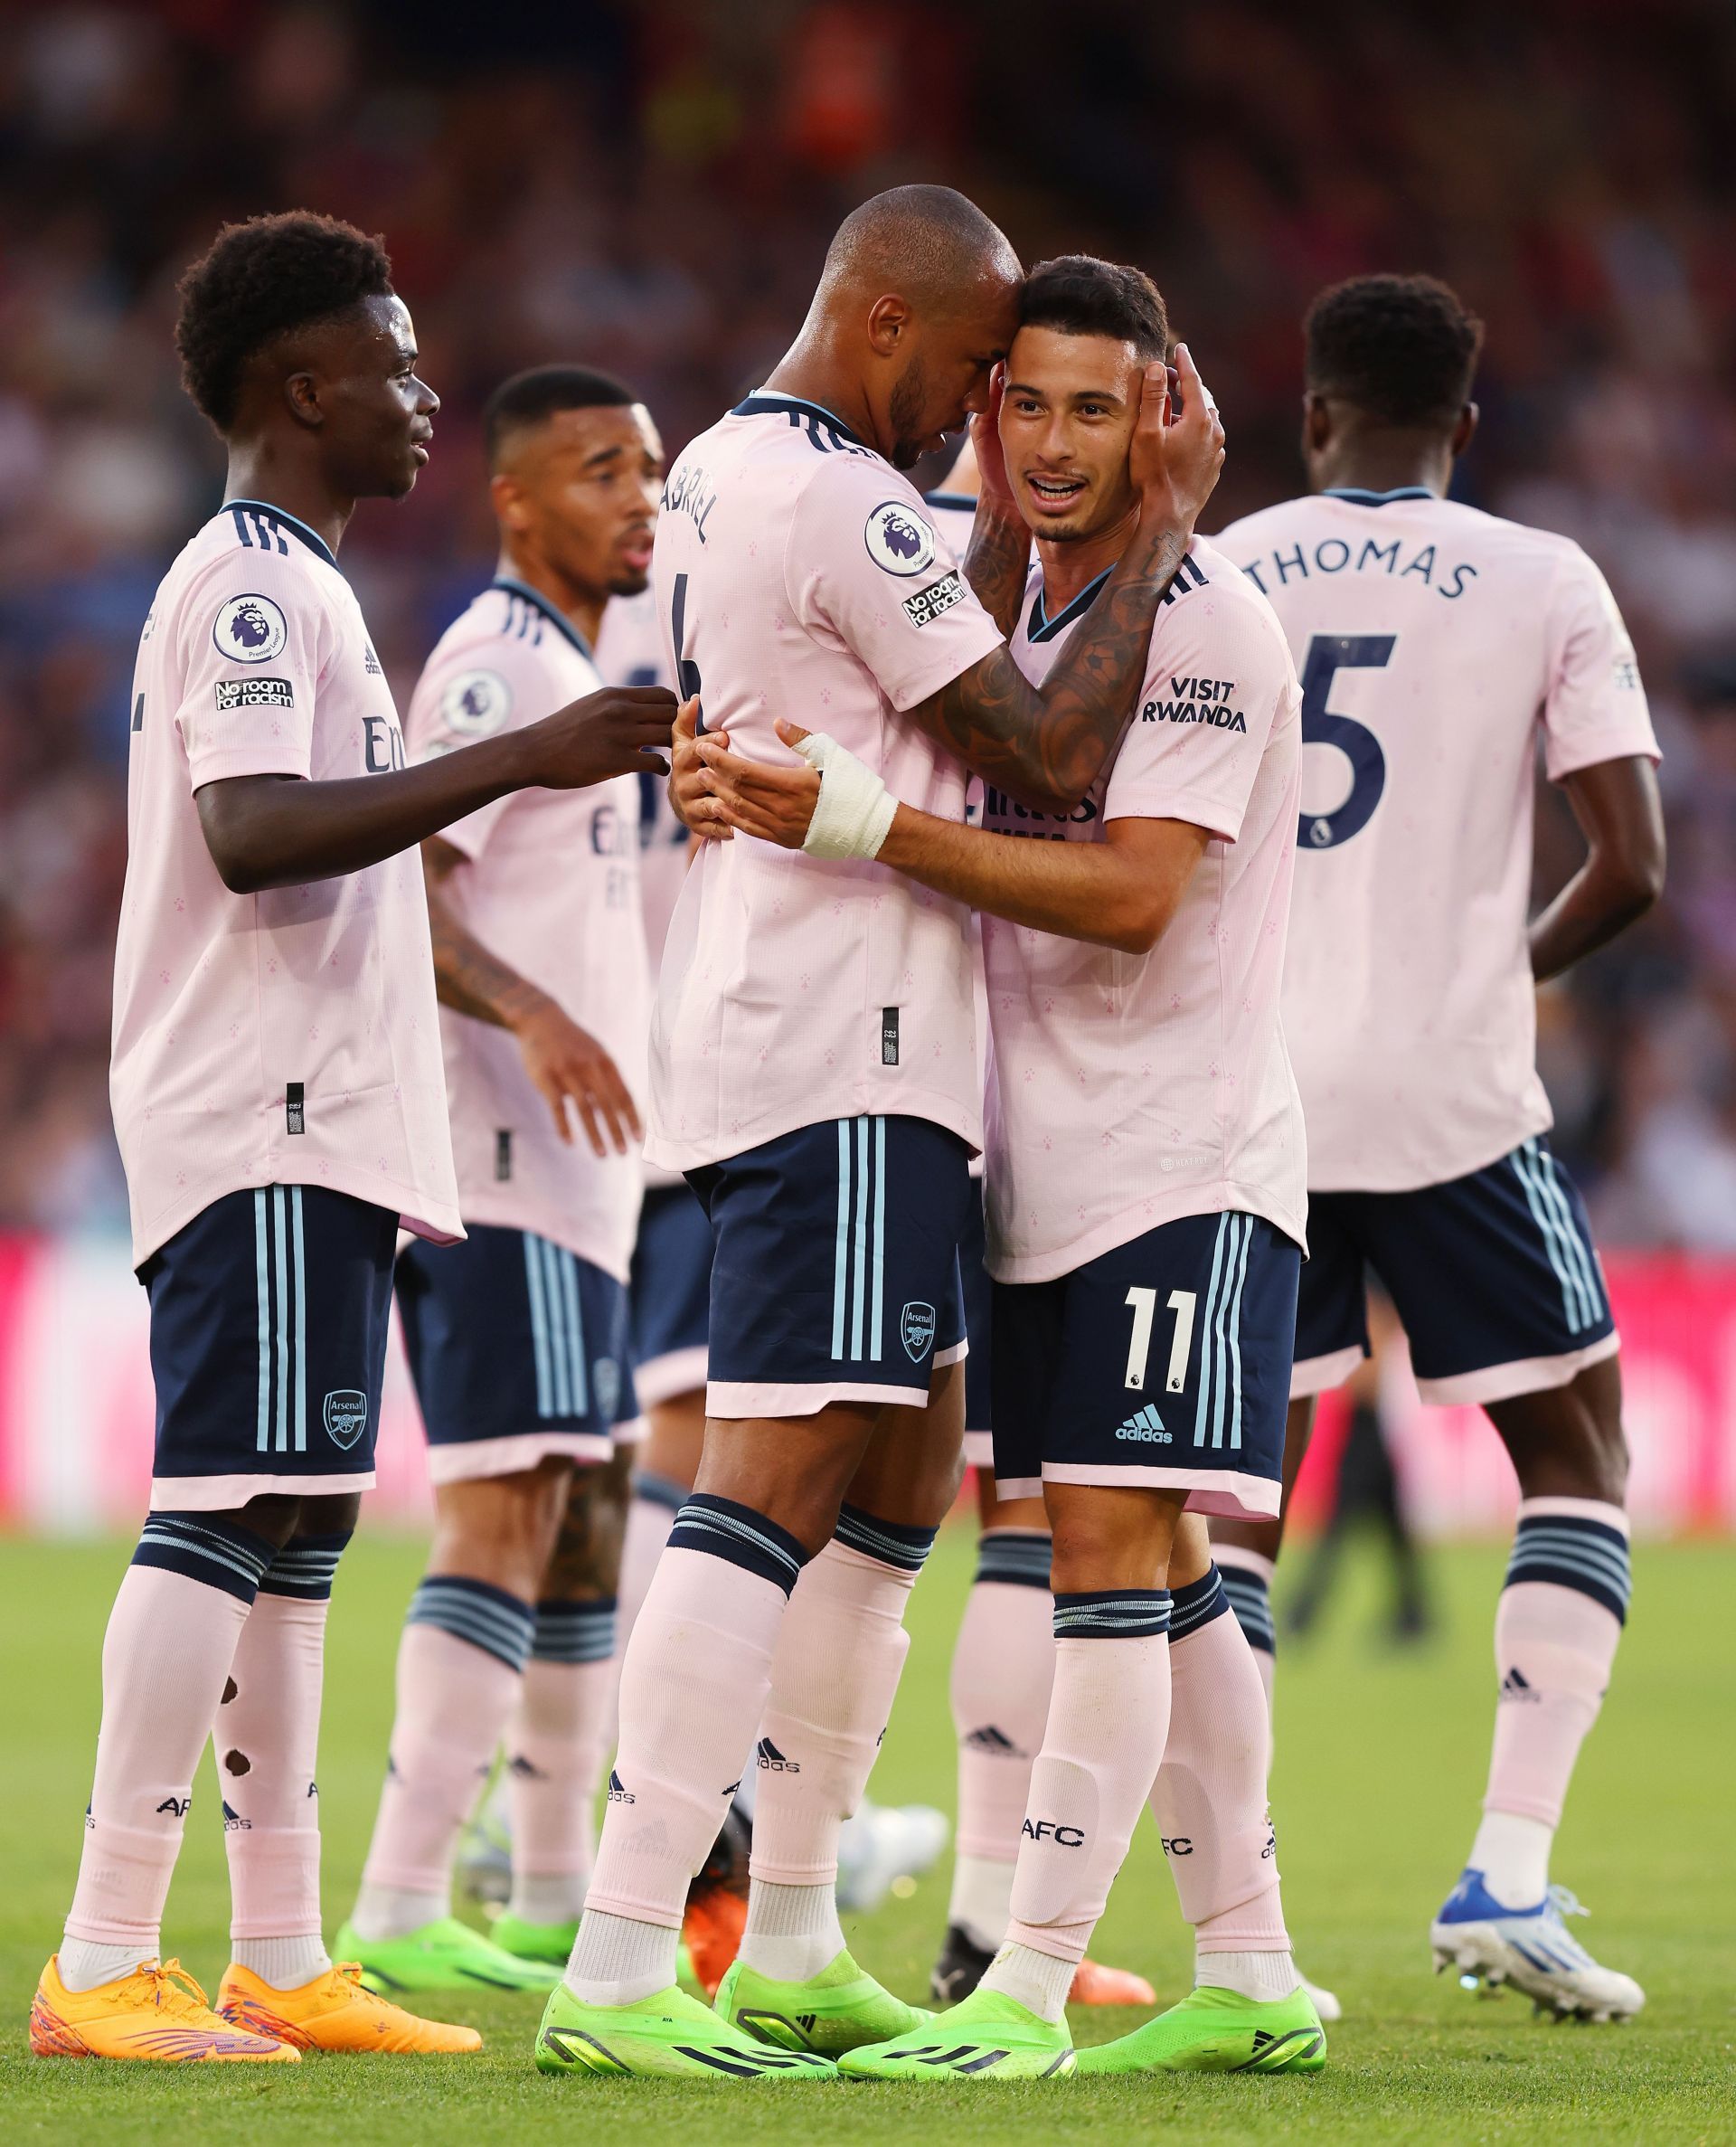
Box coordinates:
[715,1948,930,2057]
[334,1915,561,1995]
[837,1985,1074,2080]
[535,1980,835,2080]
[488,1911,578,1966]
[1073,1982,1326,2075]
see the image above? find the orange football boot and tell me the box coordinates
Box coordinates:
[681,1887,749,1998]
[217,1960,482,2052]
[1069,1956,1158,2007]
[30,1955,298,2061]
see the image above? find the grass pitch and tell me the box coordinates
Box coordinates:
[1,1527,1731,2144]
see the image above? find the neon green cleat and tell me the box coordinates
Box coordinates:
[334,1916,561,1995]
[535,1980,835,2080]
[837,1985,1073,2080]
[715,1948,930,2057]
[1073,1983,1326,2075]
[488,1912,577,1966]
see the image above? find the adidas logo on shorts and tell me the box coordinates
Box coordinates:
[1116,1404,1171,1444]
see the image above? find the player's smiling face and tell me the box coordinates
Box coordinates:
[501,403,665,601]
[1000,325,1144,544]
[316,292,439,501]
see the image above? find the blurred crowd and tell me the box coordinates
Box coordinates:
[2,0,1733,1245]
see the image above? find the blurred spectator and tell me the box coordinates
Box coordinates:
[0,0,1731,1239]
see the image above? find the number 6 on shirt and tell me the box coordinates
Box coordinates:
[1124,1284,1198,1394]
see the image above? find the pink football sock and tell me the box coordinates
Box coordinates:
[996,1594,1173,1980]
[218,1589,331,1974]
[353,1584,531,1929]
[947,1532,1054,1950]
[616,1480,681,1645]
[580,1510,800,1941]
[1152,1575,1290,1957]
[506,1655,617,1922]
[64,1555,257,1969]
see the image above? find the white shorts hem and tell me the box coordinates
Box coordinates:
[1289,1344,1366,1399]
[963,1430,995,1469]
[933,1339,969,1369]
[425,1432,613,1483]
[150,1471,375,1510]
[634,1346,709,1409]
[1415,1329,1619,1407]
[992,1475,1043,1501]
[1034,1461,1280,1520]
[706,1377,930,1419]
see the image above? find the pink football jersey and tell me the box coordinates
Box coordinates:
[110,500,460,1264]
[646,393,1003,1170]
[984,539,1307,1283]
[405,577,647,1281]
[1212,489,1659,1191]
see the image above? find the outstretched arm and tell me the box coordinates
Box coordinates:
[421,837,641,1156]
[1529,754,1665,982]
[693,719,1209,954]
[195,686,675,894]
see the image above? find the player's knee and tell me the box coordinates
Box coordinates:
[231,1490,305,1553]
[430,1462,571,1587]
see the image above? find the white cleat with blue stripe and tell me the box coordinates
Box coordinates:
[1430,1869,1644,2022]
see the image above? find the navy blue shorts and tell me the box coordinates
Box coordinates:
[688,1113,971,1417]
[142,1184,395,1510]
[1294,1134,1618,1405]
[629,1181,712,1406]
[991,1211,1300,1519]
[396,1224,640,1481]
[959,1185,995,1458]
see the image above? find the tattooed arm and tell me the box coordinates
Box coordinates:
[422,836,641,1157]
[910,346,1222,817]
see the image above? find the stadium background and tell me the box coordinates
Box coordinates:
[2,0,1734,1531]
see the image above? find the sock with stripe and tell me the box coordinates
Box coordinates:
[947,1529,1053,1952]
[572,1497,808,2002]
[61,1516,273,1991]
[1150,1567,1297,1999]
[505,1597,618,1925]
[1214,1546,1277,1709]
[350,1575,534,1940]
[1468,1498,1629,1906]
[987,1590,1173,2020]
[219,1532,350,1990]
[740,1509,935,1981]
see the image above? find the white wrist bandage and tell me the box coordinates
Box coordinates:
[794,731,897,861]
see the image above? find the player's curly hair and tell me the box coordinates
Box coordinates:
[1305,274,1484,430]
[175,212,393,432]
[1018,255,1169,365]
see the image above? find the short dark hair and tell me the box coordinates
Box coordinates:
[483,364,637,466]
[175,212,393,431]
[1304,274,1484,429]
[1017,255,1169,365]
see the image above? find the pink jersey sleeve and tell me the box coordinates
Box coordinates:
[1540,549,1658,781]
[1103,592,1296,840]
[174,548,330,789]
[403,633,566,862]
[786,460,1003,713]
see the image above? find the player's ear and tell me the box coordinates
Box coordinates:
[490,469,530,532]
[1451,401,1479,459]
[284,371,323,429]
[1300,391,1331,457]
[866,293,910,357]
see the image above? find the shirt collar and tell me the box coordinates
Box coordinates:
[731,390,867,449]
[1321,486,1437,506]
[224,497,340,569]
[1029,566,1111,644]
[490,575,594,660]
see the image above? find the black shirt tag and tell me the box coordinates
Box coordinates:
[286,1082,305,1135]
[881,1007,900,1066]
[495,1130,514,1182]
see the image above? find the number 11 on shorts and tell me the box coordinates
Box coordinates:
[1124,1286,1197,1394]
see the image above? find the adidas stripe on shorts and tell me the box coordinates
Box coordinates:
[1292,1132,1618,1406]
[141,1183,396,1510]
[687,1112,972,1418]
[990,1209,1300,1519]
[396,1222,639,1480]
